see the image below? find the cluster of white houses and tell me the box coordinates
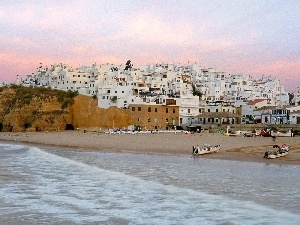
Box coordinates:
[19,62,300,128]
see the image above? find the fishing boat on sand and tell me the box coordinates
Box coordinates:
[271,130,292,137]
[193,144,221,155]
[260,129,271,137]
[223,131,242,136]
[263,144,290,159]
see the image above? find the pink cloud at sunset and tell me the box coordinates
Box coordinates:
[248,60,300,91]
[0,0,299,92]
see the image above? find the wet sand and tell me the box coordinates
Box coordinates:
[0,131,299,165]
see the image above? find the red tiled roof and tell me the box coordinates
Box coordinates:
[255,82,267,84]
[247,99,265,105]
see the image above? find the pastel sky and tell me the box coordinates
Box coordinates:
[1,0,299,92]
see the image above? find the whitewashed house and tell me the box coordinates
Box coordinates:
[292,93,300,106]
[290,110,300,124]
[177,94,200,126]
[241,99,269,124]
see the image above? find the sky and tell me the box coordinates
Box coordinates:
[0,0,299,92]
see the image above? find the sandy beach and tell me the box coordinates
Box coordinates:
[0,131,299,165]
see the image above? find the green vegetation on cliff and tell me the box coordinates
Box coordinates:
[0,85,79,132]
[0,85,79,109]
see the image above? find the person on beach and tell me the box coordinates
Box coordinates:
[291,128,294,137]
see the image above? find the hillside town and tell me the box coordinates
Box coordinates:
[17,61,300,130]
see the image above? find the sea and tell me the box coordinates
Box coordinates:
[0,142,299,225]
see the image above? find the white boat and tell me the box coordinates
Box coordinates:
[243,129,261,137]
[263,144,290,159]
[223,131,242,137]
[271,130,292,137]
[222,126,243,136]
[193,144,221,155]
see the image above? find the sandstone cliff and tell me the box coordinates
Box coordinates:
[71,95,133,131]
[0,86,132,132]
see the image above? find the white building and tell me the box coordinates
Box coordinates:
[241,99,269,124]
[177,94,200,126]
[290,110,300,124]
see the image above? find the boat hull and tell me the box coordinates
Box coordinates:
[271,131,292,137]
[193,145,221,155]
[263,145,290,159]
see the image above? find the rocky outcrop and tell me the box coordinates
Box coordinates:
[71,95,133,131]
[0,87,133,132]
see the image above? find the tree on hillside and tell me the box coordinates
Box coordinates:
[192,83,203,98]
[124,60,132,70]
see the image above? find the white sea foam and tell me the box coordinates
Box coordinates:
[0,142,26,151]
[0,143,300,224]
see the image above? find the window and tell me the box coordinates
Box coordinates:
[107,90,110,93]
[166,108,169,113]
[155,108,157,112]
[208,109,210,112]
[173,109,175,113]
[148,118,151,122]
[148,107,151,112]
[188,109,190,113]
[132,107,135,111]
[216,109,218,112]
[138,107,141,111]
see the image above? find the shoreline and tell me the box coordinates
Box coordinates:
[0,131,299,165]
